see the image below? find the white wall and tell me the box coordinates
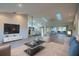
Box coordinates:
[0,13,28,43]
[73,6,79,36]
[77,7,79,35]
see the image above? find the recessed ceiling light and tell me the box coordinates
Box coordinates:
[56,12,62,21]
[18,4,22,7]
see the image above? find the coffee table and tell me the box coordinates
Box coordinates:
[24,40,45,56]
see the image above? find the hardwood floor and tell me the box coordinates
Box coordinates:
[11,42,69,56]
[49,33,68,44]
[3,33,70,56]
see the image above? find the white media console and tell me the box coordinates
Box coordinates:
[3,34,22,42]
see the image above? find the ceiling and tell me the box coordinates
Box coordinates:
[0,3,77,27]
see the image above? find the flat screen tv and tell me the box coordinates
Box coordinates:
[4,23,20,34]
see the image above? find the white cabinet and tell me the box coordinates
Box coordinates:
[4,37,9,42]
[3,34,22,42]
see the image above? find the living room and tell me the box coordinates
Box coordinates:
[0,3,79,56]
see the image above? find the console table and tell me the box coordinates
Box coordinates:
[24,40,45,56]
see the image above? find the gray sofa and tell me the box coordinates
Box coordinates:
[0,44,11,56]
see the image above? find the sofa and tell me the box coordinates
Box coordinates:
[69,36,79,56]
[0,44,11,56]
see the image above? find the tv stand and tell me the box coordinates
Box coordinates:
[3,34,22,42]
